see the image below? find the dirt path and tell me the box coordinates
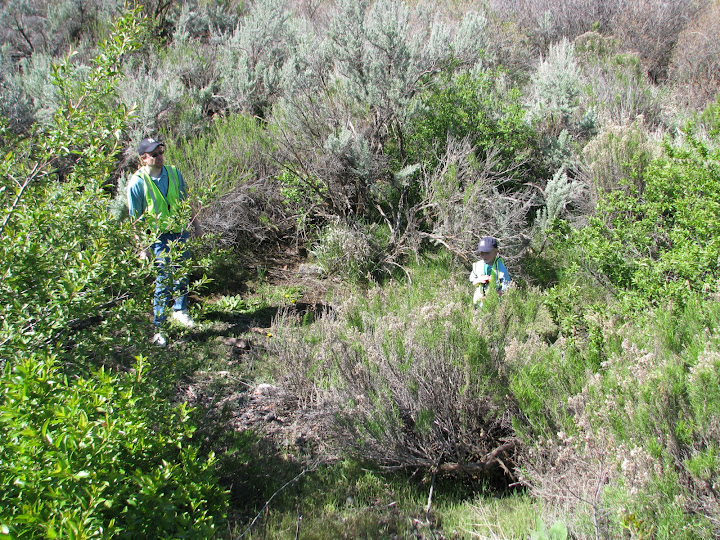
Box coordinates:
[182,259,341,470]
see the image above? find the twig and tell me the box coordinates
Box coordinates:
[48,292,131,344]
[425,467,437,519]
[437,441,517,474]
[235,468,311,540]
[0,163,42,239]
[418,231,469,261]
[225,374,254,388]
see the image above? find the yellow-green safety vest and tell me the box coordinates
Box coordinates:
[137,165,183,232]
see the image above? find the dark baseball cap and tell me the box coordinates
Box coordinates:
[477,236,499,252]
[137,137,164,155]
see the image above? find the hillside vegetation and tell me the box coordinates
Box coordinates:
[2,0,720,538]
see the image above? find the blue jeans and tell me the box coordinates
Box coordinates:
[152,231,190,327]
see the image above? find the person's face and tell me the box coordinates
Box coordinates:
[479,248,498,264]
[141,146,164,167]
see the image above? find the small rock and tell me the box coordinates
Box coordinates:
[223,337,251,349]
[297,263,323,276]
[253,383,278,396]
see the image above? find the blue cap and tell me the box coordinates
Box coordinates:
[138,137,163,155]
[477,236,498,253]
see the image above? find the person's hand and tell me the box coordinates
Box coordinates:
[138,248,151,260]
[478,275,491,284]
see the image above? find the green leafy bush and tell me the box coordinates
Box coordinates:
[576,124,720,307]
[406,69,542,183]
[0,356,226,539]
[0,9,228,537]
[0,11,146,364]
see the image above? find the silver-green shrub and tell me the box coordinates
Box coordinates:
[0,0,123,57]
[487,0,705,83]
[534,166,588,235]
[0,44,35,132]
[575,31,665,129]
[17,51,60,127]
[486,0,615,51]
[581,117,660,198]
[217,0,300,116]
[119,37,210,146]
[0,46,65,132]
[528,38,599,176]
[530,38,580,127]
[310,220,382,282]
[173,0,244,40]
[326,0,491,133]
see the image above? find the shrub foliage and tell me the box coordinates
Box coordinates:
[4,0,720,537]
[577,120,720,306]
[0,9,227,537]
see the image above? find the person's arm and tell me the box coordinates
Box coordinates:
[127,174,151,259]
[127,174,147,219]
[495,259,512,293]
[470,262,491,286]
[176,167,187,200]
[470,262,482,285]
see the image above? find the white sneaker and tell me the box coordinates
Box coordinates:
[152,333,167,347]
[172,310,195,328]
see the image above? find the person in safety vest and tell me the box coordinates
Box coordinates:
[469,236,511,308]
[128,137,196,346]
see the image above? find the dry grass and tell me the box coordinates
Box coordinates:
[668,2,720,110]
[264,269,520,480]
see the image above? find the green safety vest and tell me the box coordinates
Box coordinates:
[137,165,183,232]
[480,257,505,293]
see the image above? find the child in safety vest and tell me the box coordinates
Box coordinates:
[128,137,196,346]
[469,236,511,307]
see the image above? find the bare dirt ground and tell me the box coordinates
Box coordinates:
[180,258,342,469]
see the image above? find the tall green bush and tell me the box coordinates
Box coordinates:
[406,69,542,183]
[576,123,720,307]
[0,13,144,363]
[0,9,227,537]
[514,300,720,538]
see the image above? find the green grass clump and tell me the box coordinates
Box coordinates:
[231,459,538,539]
